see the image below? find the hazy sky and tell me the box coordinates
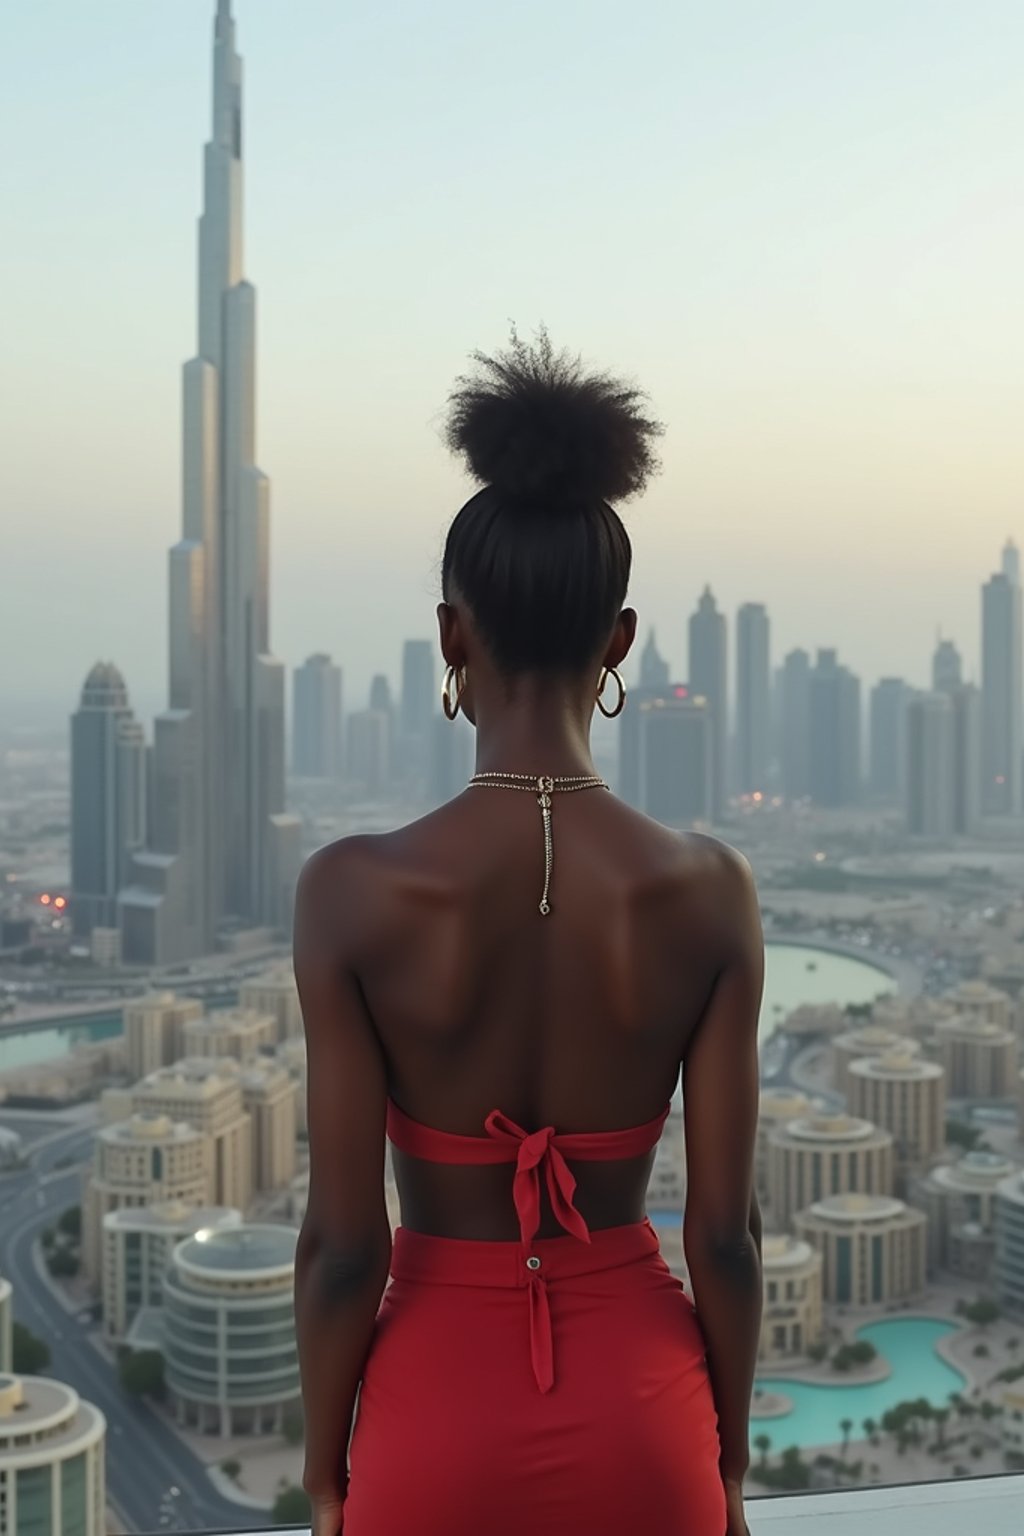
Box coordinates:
[2,0,1021,721]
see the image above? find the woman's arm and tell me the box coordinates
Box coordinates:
[293,843,392,1531]
[682,848,764,1494]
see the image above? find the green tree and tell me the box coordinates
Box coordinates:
[840,1418,854,1457]
[47,1247,80,1278]
[221,1459,241,1480]
[807,1339,829,1363]
[118,1349,165,1399]
[754,1434,772,1468]
[57,1205,82,1240]
[964,1298,1000,1329]
[272,1486,312,1524]
[945,1120,981,1152]
[12,1322,50,1374]
[862,1417,878,1446]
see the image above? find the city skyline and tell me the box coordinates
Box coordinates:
[2,0,1023,719]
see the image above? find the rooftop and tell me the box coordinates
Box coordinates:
[173,1222,297,1278]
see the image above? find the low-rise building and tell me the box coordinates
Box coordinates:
[182,1009,278,1064]
[82,1113,209,1282]
[123,993,204,1080]
[767,1113,894,1230]
[162,1224,300,1436]
[239,968,302,1042]
[0,1373,105,1536]
[913,1152,1017,1280]
[240,1060,297,1194]
[131,1060,253,1213]
[759,1235,823,1363]
[794,1193,927,1306]
[101,1201,241,1341]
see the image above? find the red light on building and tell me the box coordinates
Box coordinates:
[40,893,52,906]
[673,686,689,699]
[54,896,67,911]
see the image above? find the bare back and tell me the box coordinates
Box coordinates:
[313,786,754,1242]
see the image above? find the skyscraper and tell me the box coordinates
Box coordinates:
[808,649,861,808]
[981,565,1023,817]
[906,693,955,838]
[120,2,285,961]
[292,654,342,778]
[949,683,982,835]
[400,640,437,793]
[688,587,727,820]
[868,677,910,802]
[70,664,147,936]
[779,649,811,801]
[639,629,671,689]
[637,691,713,826]
[1002,538,1020,586]
[736,603,770,795]
[932,638,963,694]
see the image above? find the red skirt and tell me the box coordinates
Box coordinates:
[344,1218,726,1536]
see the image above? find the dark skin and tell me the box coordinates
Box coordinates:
[295,597,764,1536]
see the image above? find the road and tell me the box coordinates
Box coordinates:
[0,1121,264,1535]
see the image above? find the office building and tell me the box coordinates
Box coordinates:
[264,812,303,935]
[276,1037,308,1135]
[162,1225,300,1435]
[948,682,982,834]
[808,648,861,807]
[0,1374,105,1536]
[292,654,342,779]
[981,564,1023,817]
[0,1279,10,1374]
[759,1236,823,1363]
[736,603,770,795]
[779,648,812,801]
[933,1014,1019,1100]
[766,1113,893,1231]
[239,968,302,1042]
[70,663,147,937]
[639,629,671,689]
[120,0,285,963]
[400,640,437,792]
[795,1194,927,1307]
[123,993,204,1080]
[240,1060,297,1193]
[932,637,963,693]
[101,1202,241,1342]
[637,691,713,826]
[182,1008,277,1063]
[428,711,474,806]
[995,1170,1024,1317]
[346,708,391,796]
[906,691,955,837]
[846,1053,946,1191]
[83,1114,209,1282]
[913,1152,1017,1281]
[868,677,909,802]
[131,1061,253,1212]
[688,588,727,820]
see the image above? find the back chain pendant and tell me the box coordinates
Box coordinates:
[467,771,607,915]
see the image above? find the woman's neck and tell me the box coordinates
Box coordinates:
[471,683,599,780]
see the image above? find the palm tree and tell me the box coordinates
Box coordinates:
[862,1416,878,1447]
[754,1433,772,1469]
[840,1418,854,1458]
[934,1408,950,1452]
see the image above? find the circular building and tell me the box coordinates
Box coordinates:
[995,1170,1024,1320]
[0,1373,106,1536]
[914,1152,1017,1280]
[756,1087,812,1204]
[767,1113,894,1230]
[933,1015,1019,1101]
[846,1052,946,1187]
[795,1193,927,1307]
[760,1235,823,1364]
[163,1223,299,1435]
[833,1027,917,1100]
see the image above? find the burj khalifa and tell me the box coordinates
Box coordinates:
[120,1,296,963]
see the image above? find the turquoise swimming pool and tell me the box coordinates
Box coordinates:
[751,1317,966,1451]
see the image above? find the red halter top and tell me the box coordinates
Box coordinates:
[386,1099,671,1390]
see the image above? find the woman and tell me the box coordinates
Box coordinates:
[294,334,764,1536]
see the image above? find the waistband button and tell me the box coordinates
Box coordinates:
[526,1255,542,1271]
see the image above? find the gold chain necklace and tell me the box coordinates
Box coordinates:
[467,771,608,915]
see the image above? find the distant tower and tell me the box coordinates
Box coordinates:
[400,640,437,794]
[736,603,771,795]
[292,655,343,779]
[779,649,811,801]
[932,637,963,694]
[120,1,284,962]
[637,690,713,827]
[71,664,147,937]
[906,693,955,837]
[981,565,1023,817]
[639,629,670,689]
[688,588,727,821]
[809,649,861,808]
[1002,539,1020,585]
[869,678,910,802]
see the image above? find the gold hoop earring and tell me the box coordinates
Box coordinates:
[441,664,465,721]
[596,666,626,719]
